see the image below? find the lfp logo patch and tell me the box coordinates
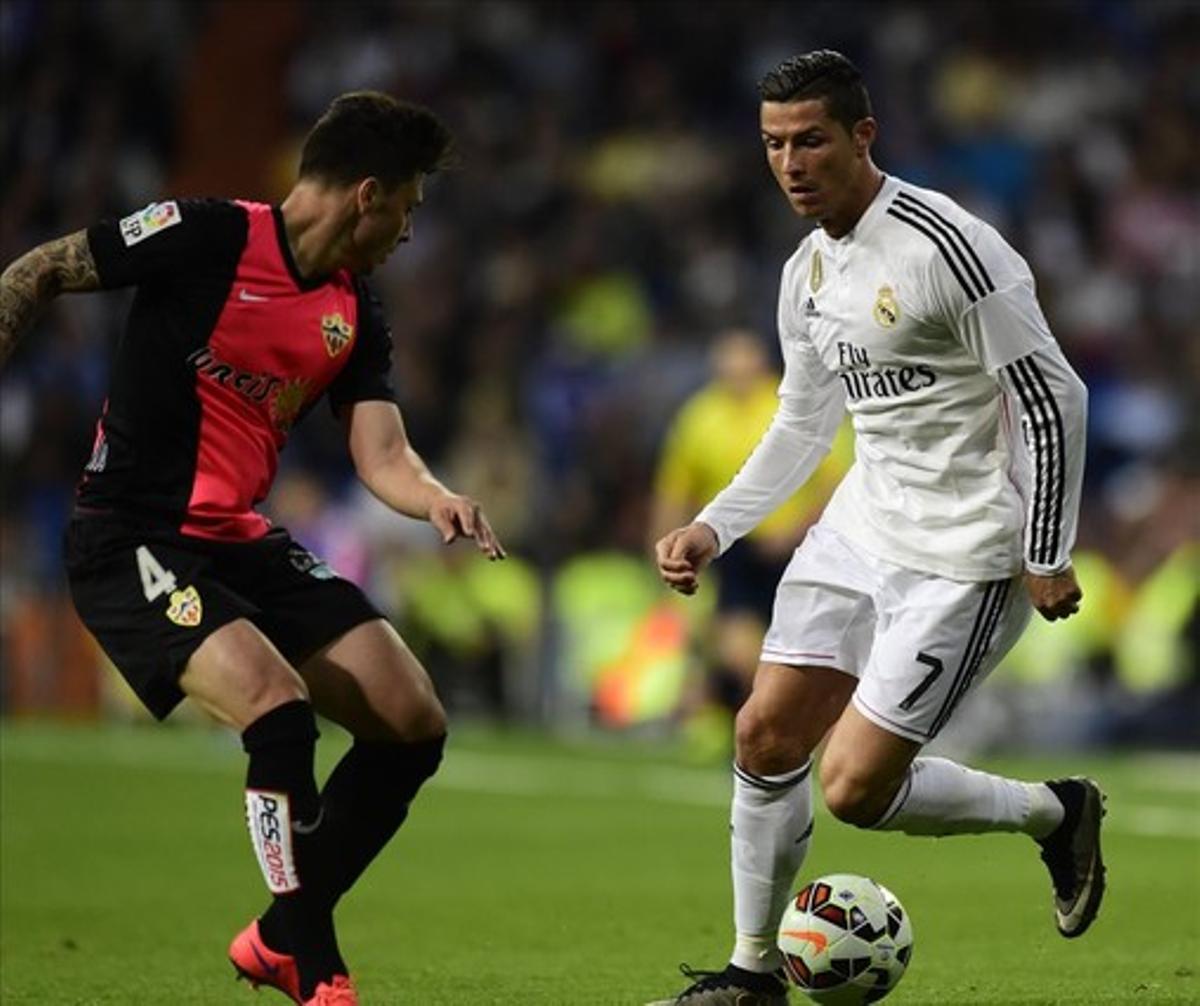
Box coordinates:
[119,201,182,247]
[165,585,202,627]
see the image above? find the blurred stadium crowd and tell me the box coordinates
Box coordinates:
[1,0,1196,750]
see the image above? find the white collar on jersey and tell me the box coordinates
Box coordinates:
[821,173,900,247]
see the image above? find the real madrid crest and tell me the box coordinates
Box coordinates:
[873,284,900,328]
[321,313,354,357]
[810,249,823,293]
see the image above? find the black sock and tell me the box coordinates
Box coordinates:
[242,700,344,996]
[259,734,446,942]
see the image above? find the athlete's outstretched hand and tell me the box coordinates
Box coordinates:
[1025,567,1081,621]
[429,492,506,560]
[655,522,720,595]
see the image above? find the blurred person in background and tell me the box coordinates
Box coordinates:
[652,51,1099,1005]
[649,327,851,758]
[0,91,505,1006]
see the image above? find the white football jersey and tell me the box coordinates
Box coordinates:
[697,174,1087,582]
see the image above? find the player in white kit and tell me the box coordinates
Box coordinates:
[648,51,1105,1006]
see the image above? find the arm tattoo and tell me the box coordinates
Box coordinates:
[0,230,100,367]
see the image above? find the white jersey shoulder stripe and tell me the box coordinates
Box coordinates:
[893,190,995,297]
[886,195,990,302]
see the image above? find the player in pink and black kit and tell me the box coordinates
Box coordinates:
[0,93,503,1006]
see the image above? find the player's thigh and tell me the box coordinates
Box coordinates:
[739,525,877,772]
[231,530,386,673]
[853,571,1031,746]
[64,517,270,722]
[299,618,445,742]
[735,662,857,773]
[820,703,921,823]
[179,618,309,729]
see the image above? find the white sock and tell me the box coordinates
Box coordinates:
[730,761,813,973]
[873,756,1064,838]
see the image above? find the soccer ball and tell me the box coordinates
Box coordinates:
[777,873,914,1004]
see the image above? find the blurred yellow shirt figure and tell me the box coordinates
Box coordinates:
[653,330,852,549]
[649,330,853,754]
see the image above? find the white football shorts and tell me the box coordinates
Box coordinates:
[760,524,1032,743]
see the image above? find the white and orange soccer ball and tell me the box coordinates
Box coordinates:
[777,873,914,1004]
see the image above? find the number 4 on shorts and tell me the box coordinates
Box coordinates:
[136,545,178,602]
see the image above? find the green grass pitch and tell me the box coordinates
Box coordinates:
[2,720,1197,1004]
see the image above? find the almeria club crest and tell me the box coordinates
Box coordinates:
[320,313,354,357]
[165,585,203,627]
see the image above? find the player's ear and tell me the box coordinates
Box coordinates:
[852,118,877,156]
[354,177,380,214]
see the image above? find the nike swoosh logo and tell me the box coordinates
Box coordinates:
[238,288,270,303]
[249,942,279,976]
[780,928,829,952]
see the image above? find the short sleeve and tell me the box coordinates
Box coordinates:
[86,199,247,289]
[327,279,397,415]
[926,219,1055,375]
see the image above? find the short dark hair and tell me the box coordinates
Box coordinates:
[299,91,454,190]
[757,50,872,134]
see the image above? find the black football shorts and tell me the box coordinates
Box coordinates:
[64,514,384,719]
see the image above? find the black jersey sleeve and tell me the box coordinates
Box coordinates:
[327,278,397,415]
[86,199,248,289]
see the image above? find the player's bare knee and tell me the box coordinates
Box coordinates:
[821,764,889,827]
[405,695,447,743]
[241,673,309,724]
[366,689,446,744]
[821,776,875,827]
[735,702,807,775]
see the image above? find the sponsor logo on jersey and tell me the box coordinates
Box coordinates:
[270,378,311,433]
[836,340,936,401]
[187,347,282,404]
[873,284,900,328]
[119,201,182,247]
[245,790,300,894]
[810,249,823,292]
[320,313,354,357]
[804,296,821,319]
[165,585,203,627]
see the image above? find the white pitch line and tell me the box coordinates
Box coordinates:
[435,751,1200,840]
[5,734,1199,840]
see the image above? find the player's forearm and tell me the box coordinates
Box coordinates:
[356,441,455,520]
[0,231,99,367]
[1001,345,1088,575]
[696,392,843,554]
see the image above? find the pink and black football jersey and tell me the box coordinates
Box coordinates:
[81,199,395,540]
